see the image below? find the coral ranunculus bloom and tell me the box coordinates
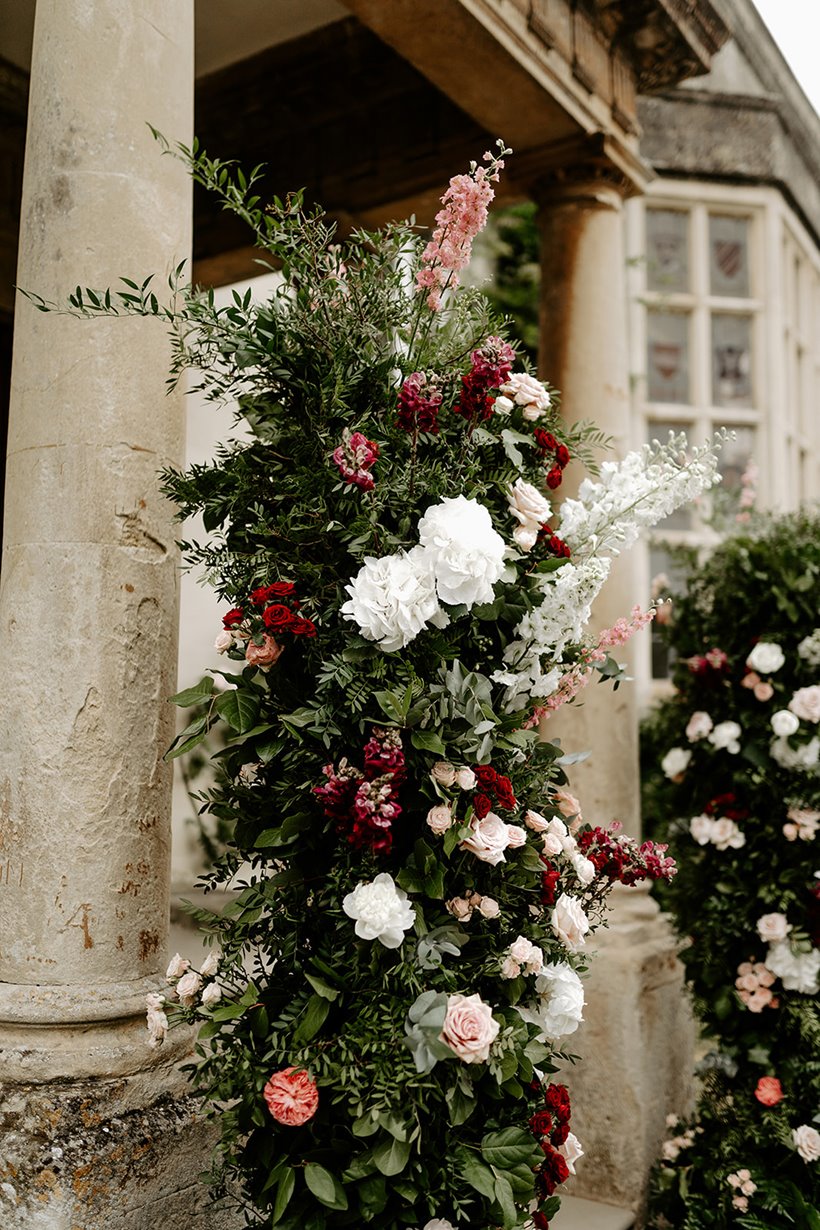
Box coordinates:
[263,1067,319,1126]
[754,1076,784,1107]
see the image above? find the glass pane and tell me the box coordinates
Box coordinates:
[647,311,690,404]
[712,314,753,407]
[649,546,687,680]
[709,215,750,297]
[647,209,689,292]
[647,420,693,529]
[714,424,756,493]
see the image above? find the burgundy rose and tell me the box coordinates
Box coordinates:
[529,1109,554,1137]
[222,606,245,629]
[290,616,317,637]
[546,466,563,490]
[472,793,493,819]
[541,863,561,905]
[537,1146,570,1196]
[532,1213,551,1230]
[555,444,570,468]
[473,766,498,788]
[494,775,517,810]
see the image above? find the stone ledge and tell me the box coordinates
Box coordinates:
[553,1194,634,1230]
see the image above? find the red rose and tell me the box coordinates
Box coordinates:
[550,1120,570,1146]
[222,606,245,629]
[494,775,517,810]
[541,864,561,906]
[537,1145,569,1196]
[546,466,563,490]
[472,793,493,819]
[555,444,570,468]
[543,1082,571,1122]
[533,1213,551,1230]
[473,766,498,787]
[290,616,317,637]
[263,604,295,630]
[529,1109,554,1137]
[754,1076,784,1106]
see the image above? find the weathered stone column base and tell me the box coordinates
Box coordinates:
[0,1043,242,1230]
[560,885,695,1225]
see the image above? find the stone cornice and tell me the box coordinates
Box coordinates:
[591,0,730,92]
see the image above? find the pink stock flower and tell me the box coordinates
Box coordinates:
[263,1067,319,1126]
[597,605,655,649]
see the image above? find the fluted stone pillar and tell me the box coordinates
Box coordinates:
[536,164,694,1221]
[0,5,230,1227]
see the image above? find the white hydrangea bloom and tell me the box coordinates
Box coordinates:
[418,495,506,607]
[765,940,820,994]
[341,547,442,652]
[709,721,742,754]
[797,629,820,667]
[770,736,820,772]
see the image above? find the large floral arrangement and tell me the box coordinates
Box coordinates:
[39,138,720,1229]
[642,512,820,1229]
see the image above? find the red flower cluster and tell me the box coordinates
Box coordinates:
[537,526,571,559]
[456,336,515,425]
[687,647,729,677]
[576,824,676,885]
[331,430,380,490]
[704,792,749,822]
[540,861,561,906]
[396,371,443,435]
[222,582,317,639]
[314,728,405,855]
[532,1083,572,1204]
[534,427,571,490]
[472,765,517,818]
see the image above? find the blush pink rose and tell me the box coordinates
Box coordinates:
[440,992,500,1063]
[263,1067,319,1126]
[551,893,590,952]
[754,681,774,702]
[524,809,549,832]
[245,634,283,669]
[789,685,820,723]
[506,824,527,848]
[460,811,510,865]
[426,803,453,835]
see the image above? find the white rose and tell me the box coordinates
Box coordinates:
[506,824,527,848]
[560,1131,584,1176]
[201,982,223,1008]
[793,1125,820,1163]
[452,766,476,791]
[513,524,540,551]
[572,853,596,885]
[460,812,511,866]
[501,372,551,414]
[771,709,800,737]
[756,913,792,943]
[551,893,590,952]
[542,833,564,856]
[492,395,514,416]
[430,761,456,787]
[710,818,746,850]
[662,747,691,779]
[746,641,785,674]
[146,993,168,1049]
[516,961,585,1040]
[426,803,453,835]
[342,873,416,949]
[166,953,190,980]
[423,1221,456,1230]
[447,896,474,923]
[500,955,521,979]
[341,547,441,652]
[709,721,742,753]
[689,814,714,845]
[478,896,500,919]
[685,711,713,742]
[789,686,820,724]
[214,630,234,653]
[509,936,537,965]
[524,809,549,832]
[508,477,551,531]
[417,495,506,608]
[200,950,221,979]
[176,970,203,1007]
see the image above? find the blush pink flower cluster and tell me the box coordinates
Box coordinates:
[735,960,778,1012]
[416,145,509,309]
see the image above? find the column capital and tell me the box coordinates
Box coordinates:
[511,133,652,206]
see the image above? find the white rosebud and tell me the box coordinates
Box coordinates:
[454,766,477,791]
[478,896,500,919]
[756,913,791,943]
[200,950,221,979]
[524,809,549,832]
[685,711,713,742]
[689,814,714,845]
[771,710,800,737]
[542,833,564,857]
[166,953,190,981]
[789,686,820,723]
[493,395,514,416]
[201,982,223,1008]
[709,721,742,753]
[560,1131,584,1175]
[551,893,590,952]
[500,955,522,979]
[505,824,527,848]
[176,970,203,1008]
[214,630,234,654]
[661,747,691,779]
[447,897,474,923]
[572,853,596,885]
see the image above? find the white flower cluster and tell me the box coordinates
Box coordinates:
[770,735,820,772]
[556,434,720,561]
[342,496,505,652]
[689,814,746,850]
[524,809,596,885]
[765,940,820,994]
[798,629,820,667]
[708,720,742,754]
[515,961,585,1040]
[495,437,719,712]
[495,372,551,420]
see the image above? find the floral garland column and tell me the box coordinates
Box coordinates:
[0,4,205,1226]
[534,154,696,1214]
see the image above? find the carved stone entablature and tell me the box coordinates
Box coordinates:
[510,132,652,202]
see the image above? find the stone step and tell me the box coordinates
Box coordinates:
[552,1195,634,1230]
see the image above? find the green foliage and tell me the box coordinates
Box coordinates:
[642,511,820,1229]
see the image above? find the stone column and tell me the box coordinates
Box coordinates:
[0,5,230,1228]
[535,163,694,1221]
